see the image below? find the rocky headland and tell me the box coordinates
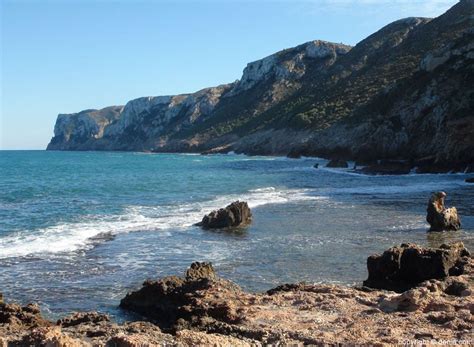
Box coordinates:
[1,242,472,346]
[46,0,474,173]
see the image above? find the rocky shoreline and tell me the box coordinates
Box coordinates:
[1,243,472,346]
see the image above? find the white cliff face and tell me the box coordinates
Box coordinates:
[52,106,122,144]
[229,40,351,95]
[104,96,174,136]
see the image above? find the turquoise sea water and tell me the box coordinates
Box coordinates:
[0,150,473,319]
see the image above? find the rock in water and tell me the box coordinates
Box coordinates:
[196,201,252,229]
[363,242,470,292]
[466,177,474,183]
[426,191,461,231]
[326,159,348,168]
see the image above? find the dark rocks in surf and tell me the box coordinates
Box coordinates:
[363,242,470,292]
[326,159,348,168]
[313,163,319,169]
[466,177,474,183]
[359,160,411,175]
[195,201,252,229]
[286,149,302,159]
[426,191,461,232]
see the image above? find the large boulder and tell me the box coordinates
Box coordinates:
[119,262,242,330]
[363,242,470,292]
[196,201,252,229]
[326,159,348,168]
[426,191,461,231]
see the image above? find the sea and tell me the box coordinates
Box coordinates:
[0,150,473,320]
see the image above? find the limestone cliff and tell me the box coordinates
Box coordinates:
[47,0,473,171]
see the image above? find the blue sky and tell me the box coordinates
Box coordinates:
[1,0,457,149]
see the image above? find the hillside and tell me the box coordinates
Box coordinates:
[47,0,474,171]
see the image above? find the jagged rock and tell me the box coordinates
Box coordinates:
[0,302,50,328]
[185,262,217,281]
[57,311,110,327]
[18,327,88,347]
[466,177,474,183]
[196,201,252,229]
[119,262,242,330]
[326,159,348,168]
[363,242,470,292]
[426,191,461,231]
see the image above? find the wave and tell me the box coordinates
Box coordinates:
[0,187,322,259]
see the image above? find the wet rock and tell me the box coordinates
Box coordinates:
[426,191,461,231]
[359,160,411,175]
[363,242,470,292]
[326,159,348,168]
[313,163,319,169]
[57,311,110,327]
[286,149,302,159]
[196,201,252,229]
[466,177,474,183]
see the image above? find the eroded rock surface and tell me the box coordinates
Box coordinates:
[427,191,461,231]
[1,243,472,345]
[195,201,252,229]
[363,242,470,292]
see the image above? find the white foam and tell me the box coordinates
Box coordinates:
[0,187,321,259]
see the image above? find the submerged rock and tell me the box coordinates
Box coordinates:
[363,242,470,292]
[196,201,252,229]
[426,191,461,231]
[326,159,348,168]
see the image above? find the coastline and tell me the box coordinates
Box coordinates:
[1,243,472,345]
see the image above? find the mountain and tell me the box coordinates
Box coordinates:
[47,0,474,171]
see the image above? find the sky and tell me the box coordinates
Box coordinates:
[1,0,458,150]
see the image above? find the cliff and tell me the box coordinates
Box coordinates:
[47,0,474,171]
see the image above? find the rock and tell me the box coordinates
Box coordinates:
[0,301,51,328]
[196,201,252,229]
[466,177,474,183]
[18,327,88,347]
[426,191,461,231]
[57,311,110,327]
[185,262,217,281]
[359,160,411,175]
[120,262,242,330]
[313,163,319,169]
[286,149,302,159]
[326,159,348,168]
[363,242,470,292]
[0,293,3,305]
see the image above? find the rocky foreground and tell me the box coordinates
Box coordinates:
[0,242,473,346]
